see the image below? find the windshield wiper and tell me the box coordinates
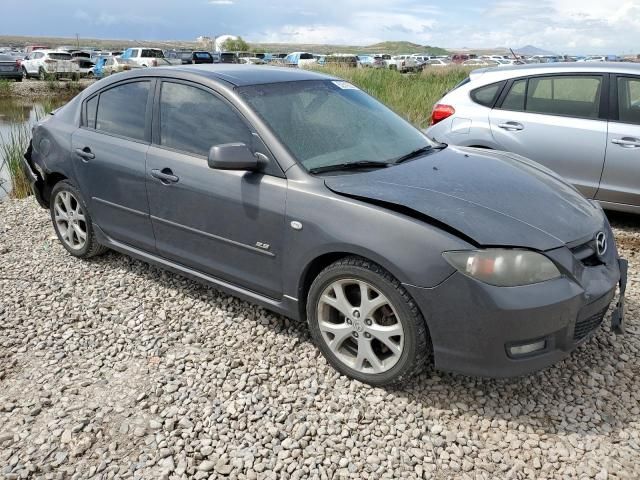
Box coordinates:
[308,160,392,174]
[392,143,448,165]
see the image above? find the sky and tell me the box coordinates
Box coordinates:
[4,0,640,54]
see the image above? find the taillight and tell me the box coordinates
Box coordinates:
[15,59,21,69]
[430,104,455,125]
[44,59,56,64]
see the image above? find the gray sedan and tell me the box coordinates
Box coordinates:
[23,66,626,386]
[0,54,23,81]
[427,62,640,214]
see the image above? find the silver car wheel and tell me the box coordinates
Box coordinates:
[317,279,404,374]
[54,191,87,250]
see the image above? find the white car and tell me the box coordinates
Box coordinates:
[425,58,453,68]
[21,50,79,80]
[120,48,181,67]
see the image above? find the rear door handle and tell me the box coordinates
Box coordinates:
[611,137,640,148]
[498,122,524,131]
[74,147,95,160]
[151,168,179,184]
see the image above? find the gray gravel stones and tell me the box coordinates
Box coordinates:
[1,197,640,479]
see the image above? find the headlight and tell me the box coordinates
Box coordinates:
[442,249,561,287]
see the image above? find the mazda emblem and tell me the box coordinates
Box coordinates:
[596,232,607,256]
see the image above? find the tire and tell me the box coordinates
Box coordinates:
[50,180,108,259]
[306,256,431,386]
[38,68,46,81]
[15,77,22,82]
[22,67,28,79]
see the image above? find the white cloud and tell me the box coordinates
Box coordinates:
[259,4,438,45]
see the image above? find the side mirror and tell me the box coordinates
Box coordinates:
[208,143,260,171]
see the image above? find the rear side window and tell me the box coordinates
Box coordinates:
[470,82,505,107]
[501,79,526,111]
[142,49,164,58]
[49,53,71,61]
[527,76,601,118]
[86,96,98,129]
[159,81,253,157]
[616,77,640,124]
[500,75,602,119]
[94,81,150,141]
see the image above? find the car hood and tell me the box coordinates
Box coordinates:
[324,146,605,251]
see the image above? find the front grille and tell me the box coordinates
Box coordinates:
[570,240,603,267]
[573,307,607,341]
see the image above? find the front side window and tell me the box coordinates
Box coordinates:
[617,77,640,124]
[159,81,253,157]
[500,75,602,119]
[239,80,433,171]
[94,81,150,140]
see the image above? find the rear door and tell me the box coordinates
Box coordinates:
[146,79,287,298]
[71,79,156,251]
[489,74,608,198]
[596,75,640,207]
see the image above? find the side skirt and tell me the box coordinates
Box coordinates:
[93,224,301,321]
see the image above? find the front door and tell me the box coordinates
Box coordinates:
[146,80,287,298]
[490,74,608,198]
[597,75,640,208]
[71,79,155,251]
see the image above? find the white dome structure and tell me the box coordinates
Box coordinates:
[214,35,239,52]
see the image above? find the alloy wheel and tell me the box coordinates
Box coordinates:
[317,279,404,374]
[54,191,87,250]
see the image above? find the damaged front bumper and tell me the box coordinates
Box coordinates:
[611,257,628,334]
[22,141,48,208]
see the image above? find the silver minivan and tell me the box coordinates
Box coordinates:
[427,63,640,213]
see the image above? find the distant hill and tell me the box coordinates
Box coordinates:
[249,40,448,56]
[514,45,557,56]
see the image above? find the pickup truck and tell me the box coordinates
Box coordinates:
[120,48,181,67]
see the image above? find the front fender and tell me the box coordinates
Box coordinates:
[282,186,473,301]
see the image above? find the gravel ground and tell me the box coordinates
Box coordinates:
[1,197,639,480]
[2,79,94,99]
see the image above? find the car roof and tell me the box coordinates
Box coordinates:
[470,61,640,83]
[150,64,338,86]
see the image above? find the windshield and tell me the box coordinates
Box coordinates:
[239,80,433,171]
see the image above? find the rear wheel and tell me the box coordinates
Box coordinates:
[38,68,46,81]
[307,256,431,386]
[50,181,107,258]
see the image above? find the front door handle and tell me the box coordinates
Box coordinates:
[75,147,95,161]
[611,137,640,148]
[498,122,524,131]
[151,168,179,184]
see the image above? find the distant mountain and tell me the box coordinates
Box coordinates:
[514,45,557,56]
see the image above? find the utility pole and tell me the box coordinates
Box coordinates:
[76,33,80,49]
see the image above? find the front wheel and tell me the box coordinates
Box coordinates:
[50,181,107,258]
[307,256,431,386]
